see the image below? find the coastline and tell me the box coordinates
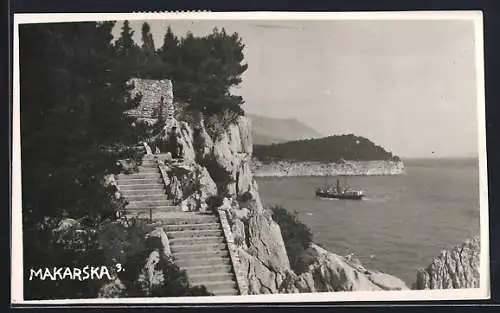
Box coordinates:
[252,159,406,177]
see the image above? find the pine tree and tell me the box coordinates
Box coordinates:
[115,20,137,58]
[137,22,164,78]
[141,22,155,54]
[158,26,179,78]
[20,21,145,299]
[20,21,142,222]
[174,27,248,115]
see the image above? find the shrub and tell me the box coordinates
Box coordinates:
[99,218,213,297]
[270,205,314,274]
[204,109,241,141]
[237,191,253,203]
[206,195,224,211]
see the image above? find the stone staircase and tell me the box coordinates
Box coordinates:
[116,155,182,216]
[160,212,240,296]
[115,152,241,296]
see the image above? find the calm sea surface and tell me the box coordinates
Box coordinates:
[255,158,481,286]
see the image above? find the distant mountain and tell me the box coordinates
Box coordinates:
[247,114,322,145]
[253,134,400,162]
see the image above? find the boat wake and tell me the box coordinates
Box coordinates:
[362,195,391,203]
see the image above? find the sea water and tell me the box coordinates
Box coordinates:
[255,158,481,286]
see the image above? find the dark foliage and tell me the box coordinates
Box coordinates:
[156,26,247,117]
[23,218,108,299]
[270,206,314,274]
[99,219,213,297]
[237,191,253,203]
[20,21,143,224]
[206,195,224,212]
[254,134,399,162]
[19,20,247,300]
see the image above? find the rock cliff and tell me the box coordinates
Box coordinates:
[252,160,405,177]
[289,244,409,292]
[414,236,480,289]
[138,100,409,294]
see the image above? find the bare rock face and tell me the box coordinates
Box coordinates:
[236,116,253,154]
[97,278,127,298]
[247,212,291,272]
[209,116,254,197]
[237,158,254,194]
[52,218,96,253]
[192,114,214,163]
[155,120,196,162]
[252,160,406,177]
[164,163,217,210]
[145,227,173,259]
[231,218,247,247]
[238,248,293,294]
[289,244,409,292]
[415,236,480,289]
[137,250,165,295]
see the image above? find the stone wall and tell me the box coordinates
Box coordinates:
[217,209,249,295]
[125,78,174,124]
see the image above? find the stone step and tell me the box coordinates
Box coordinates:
[123,194,169,202]
[169,236,225,246]
[117,173,162,180]
[166,228,223,238]
[190,279,237,292]
[173,249,230,259]
[117,177,163,185]
[182,263,233,275]
[162,216,219,226]
[188,272,235,285]
[164,222,220,231]
[127,198,174,205]
[118,183,165,191]
[124,205,181,212]
[123,208,183,219]
[210,287,239,296]
[120,188,165,196]
[174,255,232,268]
[136,166,159,172]
[127,202,176,210]
[171,242,227,253]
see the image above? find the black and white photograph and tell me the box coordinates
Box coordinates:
[11,12,489,304]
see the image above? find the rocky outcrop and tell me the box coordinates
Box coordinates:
[160,161,217,211]
[414,236,480,289]
[208,116,254,196]
[154,120,197,162]
[246,212,291,272]
[236,242,409,294]
[290,244,409,292]
[238,248,294,294]
[98,225,177,298]
[252,160,405,177]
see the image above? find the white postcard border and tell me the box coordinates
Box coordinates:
[11,11,490,305]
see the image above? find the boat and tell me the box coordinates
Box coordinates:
[315,177,365,200]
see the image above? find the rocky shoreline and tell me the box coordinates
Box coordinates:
[252,159,406,177]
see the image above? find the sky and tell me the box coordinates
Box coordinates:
[112,19,480,158]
